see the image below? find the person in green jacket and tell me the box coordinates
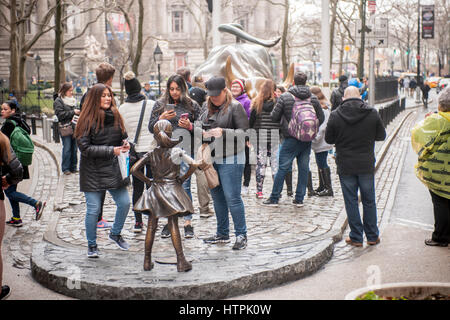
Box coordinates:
[411,86,450,247]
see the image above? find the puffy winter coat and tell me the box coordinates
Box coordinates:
[249,100,281,148]
[330,81,348,111]
[1,146,23,186]
[270,85,325,140]
[77,109,129,192]
[325,98,386,175]
[119,99,155,153]
[312,105,333,153]
[54,97,76,125]
[235,93,252,119]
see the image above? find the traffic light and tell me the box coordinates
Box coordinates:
[406,48,410,55]
[206,0,213,13]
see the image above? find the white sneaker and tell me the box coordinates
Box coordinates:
[241,186,249,195]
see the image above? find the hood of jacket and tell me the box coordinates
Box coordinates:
[336,98,372,125]
[262,100,275,112]
[288,85,312,100]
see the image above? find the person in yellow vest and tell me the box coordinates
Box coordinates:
[411,86,450,247]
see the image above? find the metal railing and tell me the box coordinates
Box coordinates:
[378,97,406,127]
[375,76,399,104]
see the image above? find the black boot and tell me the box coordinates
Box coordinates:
[315,168,325,194]
[317,167,333,197]
[285,171,293,197]
[307,171,316,197]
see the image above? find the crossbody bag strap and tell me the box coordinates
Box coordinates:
[134,99,147,145]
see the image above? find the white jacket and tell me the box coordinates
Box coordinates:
[119,99,156,153]
[312,106,333,153]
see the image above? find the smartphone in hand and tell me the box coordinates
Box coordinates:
[180,113,189,120]
[165,104,175,112]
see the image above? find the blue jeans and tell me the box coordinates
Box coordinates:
[61,134,78,173]
[315,151,329,169]
[339,173,379,243]
[84,187,130,247]
[211,153,246,237]
[270,137,311,202]
[4,184,37,219]
[180,161,192,222]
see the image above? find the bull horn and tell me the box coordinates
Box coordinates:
[218,24,281,48]
[225,55,237,87]
[282,63,295,88]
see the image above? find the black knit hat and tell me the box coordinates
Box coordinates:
[124,71,142,95]
[339,75,348,83]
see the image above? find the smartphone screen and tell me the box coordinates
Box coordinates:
[165,104,175,112]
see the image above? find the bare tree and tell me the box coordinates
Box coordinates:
[0,0,56,96]
[53,0,106,92]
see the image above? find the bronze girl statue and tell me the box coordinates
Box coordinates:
[131,120,198,272]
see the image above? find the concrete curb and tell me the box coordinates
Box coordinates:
[30,239,334,300]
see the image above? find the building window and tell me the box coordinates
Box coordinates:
[239,13,249,32]
[172,11,184,33]
[174,52,186,71]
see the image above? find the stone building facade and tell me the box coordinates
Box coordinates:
[0,0,285,88]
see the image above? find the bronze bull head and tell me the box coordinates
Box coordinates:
[193,24,294,99]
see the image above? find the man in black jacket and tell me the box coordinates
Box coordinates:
[330,75,348,111]
[325,86,386,247]
[263,71,324,207]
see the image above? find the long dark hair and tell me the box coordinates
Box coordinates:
[74,83,125,138]
[58,82,73,97]
[160,74,194,113]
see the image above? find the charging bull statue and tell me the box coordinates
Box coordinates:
[193,23,294,98]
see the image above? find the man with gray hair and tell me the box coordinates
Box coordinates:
[325,86,386,247]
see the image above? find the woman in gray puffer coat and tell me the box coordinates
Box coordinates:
[74,83,131,258]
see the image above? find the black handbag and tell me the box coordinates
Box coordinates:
[129,99,147,166]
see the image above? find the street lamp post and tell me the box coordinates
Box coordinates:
[312,50,317,85]
[153,44,163,98]
[34,54,42,109]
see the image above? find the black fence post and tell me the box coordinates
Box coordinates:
[30,114,37,135]
[52,118,60,143]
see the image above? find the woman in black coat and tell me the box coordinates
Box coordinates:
[74,83,131,258]
[0,131,23,299]
[54,82,80,175]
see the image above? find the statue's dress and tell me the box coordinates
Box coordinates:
[133,147,194,218]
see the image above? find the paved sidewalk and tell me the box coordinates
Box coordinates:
[4,95,424,299]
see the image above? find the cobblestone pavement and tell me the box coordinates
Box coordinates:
[5,96,422,299]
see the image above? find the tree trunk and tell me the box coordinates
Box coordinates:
[54,0,63,93]
[132,0,144,75]
[9,0,20,95]
[281,0,289,80]
[330,0,338,70]
[357,0,366,78]
[338,37,344,76]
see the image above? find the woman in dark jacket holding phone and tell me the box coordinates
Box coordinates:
[148,74,201,239]
[54,82,80,175]
[75,83,131,258]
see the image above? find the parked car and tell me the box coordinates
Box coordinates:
[437,78,450,93]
